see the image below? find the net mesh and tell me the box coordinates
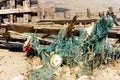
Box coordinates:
[28,16,120,80]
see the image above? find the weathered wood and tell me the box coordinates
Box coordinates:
[38,18,98,25]
[0,40,22,50]
[0,7,55,15]
[38,18,120,25]
[65,15,78,38]
[8,30,53,43]
[108,7,113,13]
[87,8,91,18]
[41,34,50,38]
[10,0,15,8]
[108,30,120,38]
[23,13,29,22]
[36,22,54,25]
[23,0,30,8]
[23,0,30,22]
[0,28,6,34]
[9,14,13,23]
[0,0,5,3]
[0,23,33,33]
[34,26,120,38]
[0,23,120,38]
[13,14,17,22]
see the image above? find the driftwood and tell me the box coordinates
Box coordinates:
[0,23,33,33]
[0,23,120,38]
[0,40,23,50]
[37,17,120,25]
[65,15,78,39]
[38,18,98,25]
[34,26,120,38]
[8,31,53,43]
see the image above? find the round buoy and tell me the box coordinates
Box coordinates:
[50,54,62,67]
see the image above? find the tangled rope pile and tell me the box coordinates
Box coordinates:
[25,16,120,80]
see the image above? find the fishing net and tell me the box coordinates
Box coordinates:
[28,16,120,80]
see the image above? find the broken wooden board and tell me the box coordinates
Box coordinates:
[0,7,55,15]
[38,18,98,25]
[0,23,120,38]
[37,17,120,25]
[34,26,120,38]
[0,23,33,33]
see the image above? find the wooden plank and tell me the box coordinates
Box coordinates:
[0,23,120,38]
[0,23,33,33]
[10,0,15,8]
[9,14,13,23]
[86,8,91,18]
[8,31,53,43]
[0,7,37,15]
[38,18,120,24]
[0,0,5,3]
[0,7,55,15]
[108,30,120,38]
[0,40,22,50]
[23,0,30,8]
[37,18,99,25]
[23,13,29,22]
[34,25,120,38]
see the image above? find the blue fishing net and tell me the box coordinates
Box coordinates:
[28,16,120,80]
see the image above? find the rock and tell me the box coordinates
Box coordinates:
[12,75,24,80]
[77,75,94,80]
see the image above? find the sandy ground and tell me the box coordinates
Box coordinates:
[0,49,31,80]
[0,48,120,80]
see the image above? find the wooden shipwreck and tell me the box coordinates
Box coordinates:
[0,0,55,23]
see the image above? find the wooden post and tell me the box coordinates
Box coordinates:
[23,13,31,23]
[108,7,113,13]
[38,0,45,19]
[23,0,30,22]
[9,14,13,23]
[9,0,15,23]
[10,0,15,8]
[98,11,105,17]
[13,14,17,23]
[42,0,45,19]
[23,0,30,8]
[6,0,10,9]
[51,7,55,19]
[87,8,91,18]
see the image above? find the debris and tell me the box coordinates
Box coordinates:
[34,65,43,69]
[77,75,94,80]
[50,54,62,67]
[26,15,120,80]
[12,75,24,80]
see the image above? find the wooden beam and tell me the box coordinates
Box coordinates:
[0,23,120,38]
[23,0,30,8]
[87,8,91,18]
[34,25,120,38]
[108,30,120,38]
[0,23,33,33]
[38,18,120,25]
[0,7,55,15]
[38,18,99,25]
[9,14,13,23]
[0,40,23,50]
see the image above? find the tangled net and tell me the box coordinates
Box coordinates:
[28,16,120,80]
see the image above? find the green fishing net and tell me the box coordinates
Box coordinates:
[28,16,120,80]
